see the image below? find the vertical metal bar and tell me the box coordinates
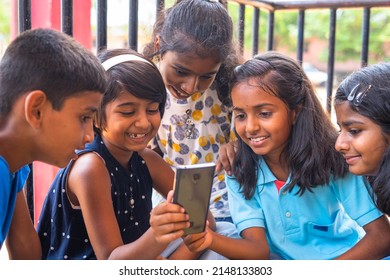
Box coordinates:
[238,4,245,55]
[156,0,164,15]
[61,0,73,36]
[17,0,34,222]
[252,7,260,57]
[18,0,31,33]
[326,9,337,115]
[267,11,274,51]
[297,9,305,64]
[361,7,370,67]
[129,0,138,51]
[97,0,107,51]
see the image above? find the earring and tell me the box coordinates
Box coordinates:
[152,55,160,65]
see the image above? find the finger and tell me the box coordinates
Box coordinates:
[166,190,174,203]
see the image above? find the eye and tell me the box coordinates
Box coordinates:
[120,111,135,116]
[200,74,214,80]
[81,115,93,123]
[349,128,361,135]
[147,108,160,114]
[234,113,246,121]
[174,67,187,76]
[259,111,272,118]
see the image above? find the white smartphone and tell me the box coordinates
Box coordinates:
[172,162,216,235]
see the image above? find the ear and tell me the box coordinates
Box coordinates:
[24,90,47,128]
[291,106,302,125]
[153,35,161,54]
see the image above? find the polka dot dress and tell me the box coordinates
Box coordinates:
[37,134,153,259]
[150,88,234,219]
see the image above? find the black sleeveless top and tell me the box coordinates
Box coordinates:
[37,134,153,259]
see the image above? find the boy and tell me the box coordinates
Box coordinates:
[0,28,107,259]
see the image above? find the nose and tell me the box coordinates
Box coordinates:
[181,76,200,95]
[335,131,348,152]
[83,123,95,144]
[245,114,260,134]
[134,111,150,129]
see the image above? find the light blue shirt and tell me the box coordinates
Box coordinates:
[227,157,383,260]
[0,157,30,247]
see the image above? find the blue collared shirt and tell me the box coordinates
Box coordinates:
[227,157,383,260]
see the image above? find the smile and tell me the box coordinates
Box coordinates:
[171,86,191,99]
[127,133,148,138]
[250,136,268,142]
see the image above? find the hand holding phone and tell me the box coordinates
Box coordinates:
[172,162,216,235]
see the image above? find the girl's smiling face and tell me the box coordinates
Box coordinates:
[335,101,390,176]
[101,91,161,164]
[158,51,221,99]
[231,78,297,164]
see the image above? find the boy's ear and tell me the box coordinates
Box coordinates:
[24,90,47,128]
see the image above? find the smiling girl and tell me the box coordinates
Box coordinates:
[334,62,390,216]
[183,52,390,259]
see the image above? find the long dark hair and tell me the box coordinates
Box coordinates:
[231,51,348,199]
[334,62,390,215]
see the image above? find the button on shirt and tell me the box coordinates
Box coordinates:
[227,157,383,260]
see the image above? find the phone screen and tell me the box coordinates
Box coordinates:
[172,163,216,235]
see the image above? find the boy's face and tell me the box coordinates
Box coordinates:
[39,91,102,168]
[101,91,161,161]
[158,51,221,99]
[335,102,389,176]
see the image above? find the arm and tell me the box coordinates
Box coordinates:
[216,140,237,175]
[141,149,211,259]
[335,215,390,260]
[184,226,270,260]
[68,153,187,260]
[5,191,41,259]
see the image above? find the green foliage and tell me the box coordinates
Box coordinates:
[0,0,11,41]
[227,3,390,64]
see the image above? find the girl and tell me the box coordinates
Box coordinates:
[37,49,193,259]
[143,0,242,223]
[184,52,390,259]
[334,62,390,216]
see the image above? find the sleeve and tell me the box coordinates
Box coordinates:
[332,172,383,227]
[226,174,265,235]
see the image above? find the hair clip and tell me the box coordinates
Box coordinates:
[347,83,372,107]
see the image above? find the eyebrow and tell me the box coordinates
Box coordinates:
[173,63,218,76]
[117,101,158,107]
[232,103,275,111]
[84,106,98,113]
[339,119,365,127]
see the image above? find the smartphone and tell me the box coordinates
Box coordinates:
[172,162,216,235]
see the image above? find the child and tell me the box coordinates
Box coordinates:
[184,52,390,259]
[0,28,106,259]
[37,48,218,260]
[334,62,390,216]
[143,0,242,223]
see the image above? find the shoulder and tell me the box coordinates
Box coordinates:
[139,148,169,168]
[138,148,174,176]
[68,151,109,190]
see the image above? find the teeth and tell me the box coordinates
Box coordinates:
[128,133,146,138]
[250,136,267,142]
